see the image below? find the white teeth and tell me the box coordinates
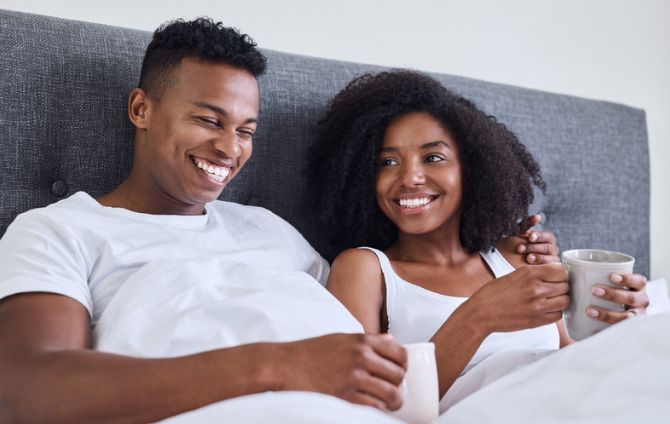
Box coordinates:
[194,159,230,183]
[398,197,431,208]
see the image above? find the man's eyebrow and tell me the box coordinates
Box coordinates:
[193,102,258,124]
[379,140,450,153]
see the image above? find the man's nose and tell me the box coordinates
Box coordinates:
[213,132,241,159]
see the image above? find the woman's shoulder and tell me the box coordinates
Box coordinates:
[331,247,383,276]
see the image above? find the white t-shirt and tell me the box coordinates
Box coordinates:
[0,192,354,333]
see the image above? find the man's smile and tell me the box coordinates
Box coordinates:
[191,156,232,183]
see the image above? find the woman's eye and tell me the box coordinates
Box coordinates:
[425,154,444,163]
[380,158,398,167]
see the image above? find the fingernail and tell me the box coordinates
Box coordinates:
[529,233,538,242]
[592,287,605,296]
[586,308,599,318]
[527,254,536,263]
[517,244,527,253]
[610,274,623,284]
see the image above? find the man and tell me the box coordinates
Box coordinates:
[0,18,645,423]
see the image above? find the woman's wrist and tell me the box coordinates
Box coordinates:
[454,297,494,339]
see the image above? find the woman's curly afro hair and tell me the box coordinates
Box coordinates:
[309,70,545,259]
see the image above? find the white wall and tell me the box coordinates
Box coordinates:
[4,0,668,280]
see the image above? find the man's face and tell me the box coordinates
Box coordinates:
[134,58,260,213]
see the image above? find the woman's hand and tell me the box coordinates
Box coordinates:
[586,273,650,322]
[466,263,570,334]
[497,214,560,265]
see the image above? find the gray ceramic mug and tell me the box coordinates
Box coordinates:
[561,249,635,341]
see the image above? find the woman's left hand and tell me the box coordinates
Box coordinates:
[586,273,650,322]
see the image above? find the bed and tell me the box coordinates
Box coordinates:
[0,8,665,423]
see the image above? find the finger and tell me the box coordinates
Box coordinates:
[367,334,408,371]
[592,285,649,308]
[585,306,631,324]
[522,242,559,257]
[356,374,403,411]
[541,310,564,324]
[539,283,570,300]
[344,390,389,411]
[519,214,542,233]
[360,351,406,388]
[531,263,569,282]
[523,230,557,246]
[527,253,561,265]
[610,273,647,291]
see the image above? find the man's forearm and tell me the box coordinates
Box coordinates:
[0,343,278,423]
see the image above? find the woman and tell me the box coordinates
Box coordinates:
[309,70,649,401]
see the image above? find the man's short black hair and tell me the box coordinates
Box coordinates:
[139,17,267,98]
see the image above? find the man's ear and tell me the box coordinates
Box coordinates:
[128,88,152,129]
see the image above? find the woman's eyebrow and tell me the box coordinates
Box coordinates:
[421,140,450,149]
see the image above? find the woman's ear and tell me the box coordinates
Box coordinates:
[128,88,151,129]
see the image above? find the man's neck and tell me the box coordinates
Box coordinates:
[97,178,205,216]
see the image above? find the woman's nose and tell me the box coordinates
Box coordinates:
[400,163,426,186]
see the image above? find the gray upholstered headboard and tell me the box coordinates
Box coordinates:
[0,9,650,275]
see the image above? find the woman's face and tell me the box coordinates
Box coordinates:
[375,112,463,237]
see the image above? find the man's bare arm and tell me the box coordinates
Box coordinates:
[0,293,284,423]
[0,293,406,423]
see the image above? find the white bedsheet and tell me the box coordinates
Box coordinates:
[95,261,670,423]
[162,391,401,423]
[440,312,670,423]
[94,258,403,422]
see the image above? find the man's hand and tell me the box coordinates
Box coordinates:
[587,273,650,323]
[275,333,407,411]
[499,214,560,265]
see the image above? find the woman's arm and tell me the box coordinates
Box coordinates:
[432,264,570,397]
[326,248,386,333]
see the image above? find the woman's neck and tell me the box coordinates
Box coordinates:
[387,227,474,267]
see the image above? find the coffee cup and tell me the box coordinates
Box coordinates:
[561,249,635,341]
[390,342,439,424]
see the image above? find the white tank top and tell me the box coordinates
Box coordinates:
[360,247,559,374]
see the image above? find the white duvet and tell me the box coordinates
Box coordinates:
[95,260,670,423]
[440,312,670,424]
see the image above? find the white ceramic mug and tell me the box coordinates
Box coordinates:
[561,249,635,341]
[390,342,439,424]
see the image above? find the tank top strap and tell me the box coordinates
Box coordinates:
[356,246,399,328]
[479,248,516,278]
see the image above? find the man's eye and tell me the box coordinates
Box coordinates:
[199,117,220,127]
[425,154,444,163]
[238,131,254,140]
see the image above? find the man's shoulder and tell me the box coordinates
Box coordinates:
[13,192,97,226]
